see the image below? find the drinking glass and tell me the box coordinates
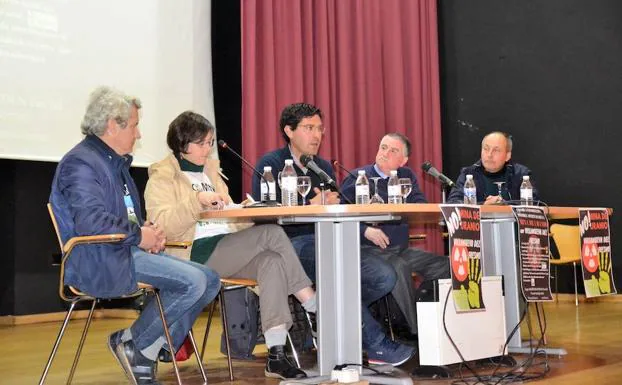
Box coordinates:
[399,178,412,202]
[297,176,312,205]
[493,181,506,204]
[369,177,385,204]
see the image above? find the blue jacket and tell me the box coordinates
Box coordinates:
[340,164,427,249]
[447,160,539,204]
[253,145,336,239]
[49,135,143,298]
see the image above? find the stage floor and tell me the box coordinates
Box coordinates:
[3,299,622,384]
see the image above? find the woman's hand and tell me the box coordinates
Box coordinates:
[197,191,227,210]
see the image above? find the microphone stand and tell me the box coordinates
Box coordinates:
[439,183,448,227]
[218,140,280,207]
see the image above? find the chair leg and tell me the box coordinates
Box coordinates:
[153,290,182,385]
[555,265,559,303]
[200,299,218,361]
[219,288,235,381]
[572,262,578,307]
[187,329,208,384]
[304,311,317,349]
[66,299,97,384]
[286,332,301,368]
[38,301,79,385]
[384,296,395,341]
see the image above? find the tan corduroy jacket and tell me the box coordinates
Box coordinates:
[144,154,249,260]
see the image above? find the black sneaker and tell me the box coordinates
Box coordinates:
[264,345,307,380]
[157,348,172,363]
[109,337,160,385]
[108,330,133,382]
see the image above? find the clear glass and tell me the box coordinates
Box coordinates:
[369,177,385,204]
[398,177,412,202]
[297,176,312,205]
[493,181,505,204]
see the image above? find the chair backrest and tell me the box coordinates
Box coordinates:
[47,203,65,254]
[550,224,581,263]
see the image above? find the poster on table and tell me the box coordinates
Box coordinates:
[440,204,485,312]
[512,206,553,302]
[579,208,616,297]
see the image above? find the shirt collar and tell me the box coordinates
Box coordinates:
[288,144,308,173]
[86,135,133,169]
[373,163,388,179]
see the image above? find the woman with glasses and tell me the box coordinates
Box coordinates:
[144,110,315,380]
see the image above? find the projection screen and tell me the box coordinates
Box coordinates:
[0,0,215,167]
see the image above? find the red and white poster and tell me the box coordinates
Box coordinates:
[440,205,484,312]
[579,208,616,297]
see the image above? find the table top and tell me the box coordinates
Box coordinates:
[200,204,612,224]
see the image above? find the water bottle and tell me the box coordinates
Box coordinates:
[280,159,298,206]
[355,170,370,204]
[520,175,533,206]
[261,166,276,201]
[463,174,477,205]
[387,170,402,204]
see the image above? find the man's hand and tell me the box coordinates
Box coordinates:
[364,227,390,249]
[139,224,166,253]
[309,187,340,205]
[197,191,226,210]
[598,251,612,294]
[483,195,502,205]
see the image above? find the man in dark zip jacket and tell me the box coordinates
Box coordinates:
[447,131,539,204]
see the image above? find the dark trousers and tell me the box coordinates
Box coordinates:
[361,244,450,334]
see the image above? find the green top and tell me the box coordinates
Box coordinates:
[178,156,227,264]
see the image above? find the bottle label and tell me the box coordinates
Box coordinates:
[520,188,533,200]
[388,185,400,197]
[282,176,297,192]
[261,182,276,200]
[464,187,476,203]
[356,185,369,197]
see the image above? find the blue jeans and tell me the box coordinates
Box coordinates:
[290,234,396,347]
[129,247,221,360]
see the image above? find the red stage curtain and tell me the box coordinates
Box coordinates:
[241,0,444,253]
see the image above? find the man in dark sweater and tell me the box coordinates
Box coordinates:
[253,103,415,366]
[340,133,450,336]
[447,131,538,204]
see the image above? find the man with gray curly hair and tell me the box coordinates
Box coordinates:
[50,86,220,384]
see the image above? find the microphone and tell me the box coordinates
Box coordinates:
[331,159,356,180]
[300,154,338,190]
[300,154,352,204]
[422,161,455,187]
[217,140,280,207]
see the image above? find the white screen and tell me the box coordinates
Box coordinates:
[0,0,214,167]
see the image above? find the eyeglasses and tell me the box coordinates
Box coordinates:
[195,138,215,147]
[297,124,326,134]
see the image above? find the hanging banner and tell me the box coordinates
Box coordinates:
[512,206,553,302]
[579,208,616,297]
[440,204,485,312]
